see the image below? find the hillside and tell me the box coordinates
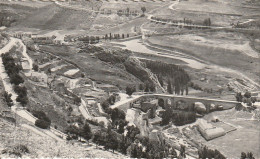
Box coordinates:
[14,4,95,30]
[0,118,125,158]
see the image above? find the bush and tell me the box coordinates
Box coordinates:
[35,119,50,129]
[1,144,30,157]
[32,110,51,128]
[3,91,13,107]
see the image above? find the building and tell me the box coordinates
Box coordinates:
[197,119,225,140]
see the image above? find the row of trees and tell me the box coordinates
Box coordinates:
[78,36,100,44]
[104,33,130,41]
[139,81,156,92]
[144,60,190,95]
[151,16,212,26]
[167,79,189,95]
[1,53,28,106]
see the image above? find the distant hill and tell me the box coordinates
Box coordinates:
[0,2,99,31]
[15,3,95,30]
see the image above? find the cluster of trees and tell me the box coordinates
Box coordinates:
[203,18,211,26]
[94,47,158,90]
[139,81,156,92]
[117,7,139,17]
[104,33,130,41]
[92,124,180,158]
[241,152,255,159]
[14,85,28,106]
[32,110,51,129]
[101,98,127,134]
[78,36,100,44]
[66,122,92,142]
[198,146,226,159]
[141,7,146,15]
[79,44,105,54]
[151,16,212,27]
[94,48,130,65]
[2,53,23,85]
[161,106,196,126]
[126,86,136,96]
[3,91,13,107]
[1,53,28,106]
[235,91,257,106]
[124,60,155,86]
[0,13,16,27]
[151,16,193,25]
[144,60,190,95]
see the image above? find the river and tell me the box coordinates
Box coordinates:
[112,38,206,69]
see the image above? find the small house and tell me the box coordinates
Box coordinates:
[197,119,225,140]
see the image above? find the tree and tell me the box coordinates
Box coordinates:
[10,73,24,85]
[158,98,165,108]
[167,79,172,94]
[3,91,13,107]
[126,86,136,97]
[74,96,81,105]
[109,33,112,40]
[161,107,173,125]
[185,85,189,95]
[158,76,164,87]
[66,125,80,140]
[101,100,110,110]
[179,145,186,158]
[235,92,243,102]
[108,95,116,105]
[139,83,144,91]
[47,68,51,75]
[144,81,150,92]
[244,91,251,98]
[16,95,28,106]
[80,123,92,144]
[33,64,39,72]
[111,108,126,123]
[141,7,146,15]
[106,132,118,153]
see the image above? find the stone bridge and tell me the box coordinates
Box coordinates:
[115,93,240,112]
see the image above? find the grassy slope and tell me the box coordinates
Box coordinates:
[38,44,142,89]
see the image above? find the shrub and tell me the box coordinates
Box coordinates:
[2,144,30,157]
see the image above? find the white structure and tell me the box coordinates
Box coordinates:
[197,119,225,140]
